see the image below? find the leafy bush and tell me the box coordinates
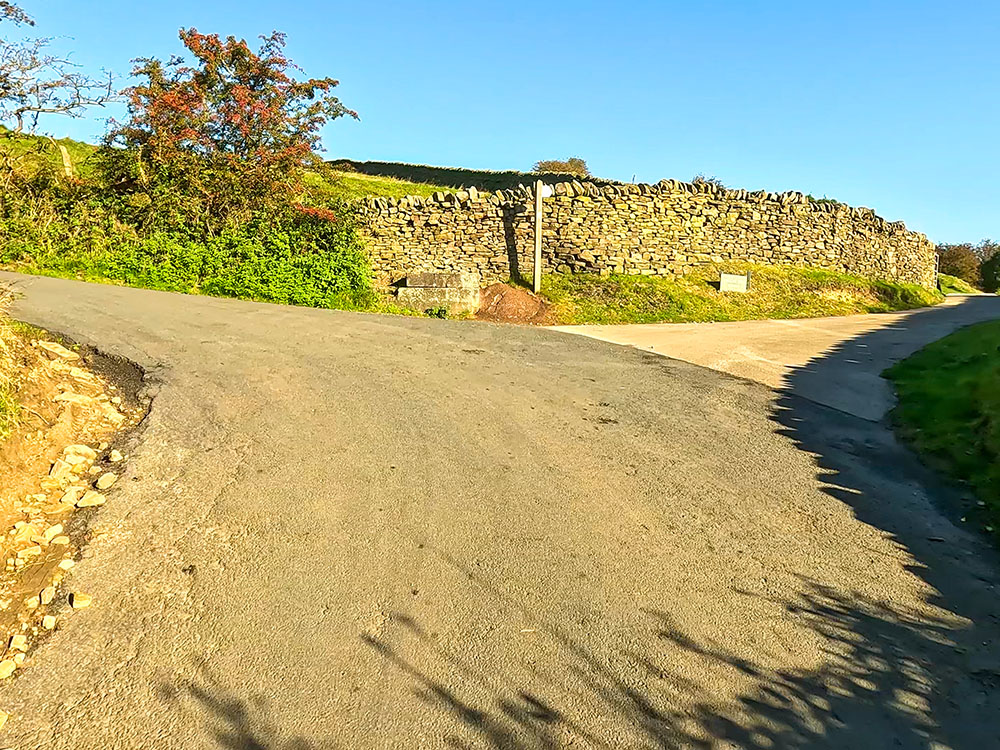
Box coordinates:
[99,28,356,236]
[0,27,379,314]
[982,253,1000,293]
[532,157,590,177]
[937,244,981,288]
[2,206,376,309]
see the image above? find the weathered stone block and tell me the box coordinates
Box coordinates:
[404,272,479,289]
[395,287,480,315]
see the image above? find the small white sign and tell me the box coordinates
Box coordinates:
[719,272,750,293]
[541,184,554,198]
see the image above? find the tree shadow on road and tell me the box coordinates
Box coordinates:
[363,299,1000,748]
[157,666,336,750]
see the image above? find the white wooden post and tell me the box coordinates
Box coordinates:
[533,179,543,294]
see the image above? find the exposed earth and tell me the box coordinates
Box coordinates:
[0,330,144,714]
[476,283,553,325]
[0,271,998,749]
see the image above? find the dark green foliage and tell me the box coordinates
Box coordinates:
[981,253,1000,293]
[937,244,981,288]
[1,202,375,309]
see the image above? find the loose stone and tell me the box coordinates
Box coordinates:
[43,524,63,542]
[37,340,80,361]
[76,491,106,508]
[70,592,92,609]
[95,473,118,490]
[60,487,86,506]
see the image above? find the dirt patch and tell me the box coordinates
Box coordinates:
[0,328,145,686]
[476,283,554,325]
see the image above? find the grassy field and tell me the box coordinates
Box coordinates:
[938,273,981,295]
[540,264,943,325]
[0,129,448,200]
[0,126,99,179]
[306,170,441,201]
[885,320,1000,542]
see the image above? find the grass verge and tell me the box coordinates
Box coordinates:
[321,171,441,200]
[885,321,1000,542]
[0,290,22,439]
[540,264,943,325]
[938,273,981,295]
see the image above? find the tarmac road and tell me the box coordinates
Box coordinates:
[555,294,1000,421]
[2,272,999,749]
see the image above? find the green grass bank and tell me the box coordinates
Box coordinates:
[540,264,943,325]
[938,273,981,295]
[885,320,1000,542]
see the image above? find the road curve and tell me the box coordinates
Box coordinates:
[555,295,1000,421]
[1,272,998,749]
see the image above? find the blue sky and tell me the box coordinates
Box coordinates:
[18,0,1000,242]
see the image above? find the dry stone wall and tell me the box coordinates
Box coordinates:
[358,179,937,288]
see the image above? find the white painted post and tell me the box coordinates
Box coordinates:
[533,179,543,294]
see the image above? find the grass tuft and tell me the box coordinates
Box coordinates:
[0,287,22,440]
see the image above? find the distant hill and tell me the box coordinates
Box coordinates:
[0,127,99,177]
[0,129,614,199]
[330,159,618,193]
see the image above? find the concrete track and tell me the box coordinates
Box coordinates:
[555,295,1000,420]
[2,273,998,749]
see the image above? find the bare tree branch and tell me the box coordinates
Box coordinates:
[0,37,116,134]
[0,2,33,26]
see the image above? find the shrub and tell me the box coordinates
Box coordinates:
[982,253,1000,293]
[532,157,590,177]
[99,28,356,236]
[938,244,981,288]
[1,206,375,309]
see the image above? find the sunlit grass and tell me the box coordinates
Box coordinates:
[886,320,1000,542]
[542,264,943,325]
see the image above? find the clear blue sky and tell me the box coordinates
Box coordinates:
[19,0,1000,242]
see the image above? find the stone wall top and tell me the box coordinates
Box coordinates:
[358,179,926,242]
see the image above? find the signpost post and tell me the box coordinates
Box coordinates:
[533,180,544,294]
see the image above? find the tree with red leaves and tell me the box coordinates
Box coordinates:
[101,28,356,233]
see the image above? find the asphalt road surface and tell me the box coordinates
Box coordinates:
[556,294,1000,421]
[2,272,999,750]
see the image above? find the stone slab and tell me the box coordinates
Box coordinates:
[719,272,750,293]
[395,287,480,316]
[404,272,479,289]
